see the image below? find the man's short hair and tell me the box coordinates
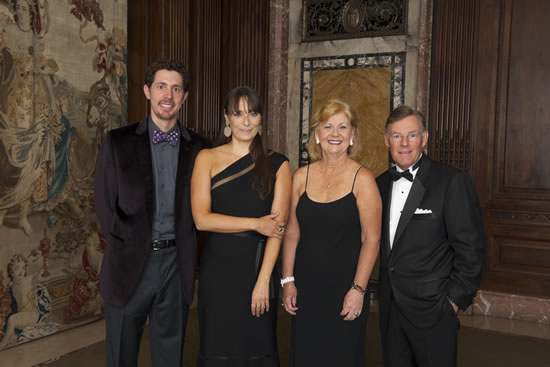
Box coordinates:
[385,105,426,132]
[144,59,190,91]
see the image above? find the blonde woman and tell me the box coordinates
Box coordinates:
[281,100,381,366]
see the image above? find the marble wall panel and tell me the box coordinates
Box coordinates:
[267,0,289,153]
[311,67,390,175]
[473,290,550,325]
[287,0,421,169]
[299,53,405,176]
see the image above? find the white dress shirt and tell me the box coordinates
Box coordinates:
[389,156,422,248]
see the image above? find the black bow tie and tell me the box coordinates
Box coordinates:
[389,159,422,182]
[390,168,413,182]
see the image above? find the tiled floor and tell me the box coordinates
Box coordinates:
[2,302,550,366]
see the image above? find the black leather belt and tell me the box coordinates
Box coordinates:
[151,239,176,251]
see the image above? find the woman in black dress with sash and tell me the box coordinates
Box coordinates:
[191,86,291,366]
[281,100,381,366]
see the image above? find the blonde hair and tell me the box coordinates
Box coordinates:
[307,99,361,161]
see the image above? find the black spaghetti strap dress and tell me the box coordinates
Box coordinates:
[198,152,288,367]
[289,166,369,367]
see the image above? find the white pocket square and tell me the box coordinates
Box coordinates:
[414,208,432,214]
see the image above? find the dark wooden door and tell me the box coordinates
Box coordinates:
[127,0,270,140]
[429,0,550,297]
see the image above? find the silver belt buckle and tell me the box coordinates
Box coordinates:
[152,240,162,251]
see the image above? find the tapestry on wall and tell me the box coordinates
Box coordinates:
[0,0,127,350]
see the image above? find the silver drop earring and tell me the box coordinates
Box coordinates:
[350,138,354,146]
[315,135,320,144]
[223,122,231,137]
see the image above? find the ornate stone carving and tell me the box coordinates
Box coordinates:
[302,0,407,42]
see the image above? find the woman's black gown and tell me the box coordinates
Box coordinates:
[198,152,288,367]
[289,165,368,367]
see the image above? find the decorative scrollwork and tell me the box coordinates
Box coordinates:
[342,0,367,33]
[302,0,407,42]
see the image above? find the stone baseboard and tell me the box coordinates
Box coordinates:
[467,290,550,324]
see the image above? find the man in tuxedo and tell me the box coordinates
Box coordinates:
[94,59,210,367]
[376,105,485,367]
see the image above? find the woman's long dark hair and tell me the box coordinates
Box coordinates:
[217,86,272,199]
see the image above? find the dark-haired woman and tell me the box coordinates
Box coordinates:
[191,86,291,366]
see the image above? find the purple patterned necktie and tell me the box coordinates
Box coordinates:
[152,129,179,145]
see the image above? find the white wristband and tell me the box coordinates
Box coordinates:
[280,276,295,287]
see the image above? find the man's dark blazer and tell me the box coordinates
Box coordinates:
[376,155,485,330]
[94,117,210,307]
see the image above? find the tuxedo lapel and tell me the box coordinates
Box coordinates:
[393,157,432,248]
[380,175,393,257]
[135,118,155,221]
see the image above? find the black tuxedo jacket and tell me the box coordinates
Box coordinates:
[376,156,485,329]
[94,117,210,307]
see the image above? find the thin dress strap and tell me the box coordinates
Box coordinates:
[351,166,363,192]
[305,164,310,190]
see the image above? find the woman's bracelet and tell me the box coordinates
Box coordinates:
[350,281,367,295]
[280,276,295,287]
